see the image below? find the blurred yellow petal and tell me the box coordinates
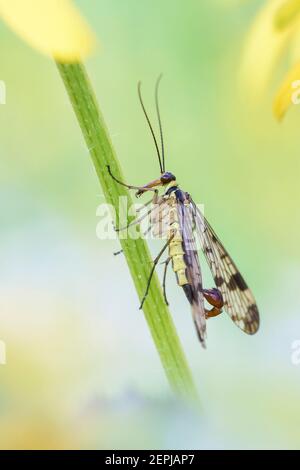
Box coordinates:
[274,0,300,30]
[273,61,300,119]
[0,0,95,62]
[239,0,294,102]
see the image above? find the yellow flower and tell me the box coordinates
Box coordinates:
[239,0,300,120]
[273,61,300,119]
[0,0,95,62]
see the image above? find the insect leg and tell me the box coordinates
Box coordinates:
[162,257,171,306]
[139,235,174,309]
[142,224,152,238]
[117,197,165,232]
[116,208,153,232]
[114,250,123,256]
[203,288,224,319]
[136,198,153,213]
[117,205,160,232]
[107,166,157,194]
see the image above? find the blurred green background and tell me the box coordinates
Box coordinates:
[1,0,300,449]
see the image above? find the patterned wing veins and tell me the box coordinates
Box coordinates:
[193,203,259,334]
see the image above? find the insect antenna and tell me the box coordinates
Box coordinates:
[155,74,165,172]
[138,81,163,174]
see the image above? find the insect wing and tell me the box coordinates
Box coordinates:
[193,203,259,335]
[177,200,207,346]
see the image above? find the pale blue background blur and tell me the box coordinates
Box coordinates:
[0,0,300,449]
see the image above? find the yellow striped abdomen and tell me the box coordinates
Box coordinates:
[167,194,188,286]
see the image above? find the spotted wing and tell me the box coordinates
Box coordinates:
[193,203,259,334]
[177,200,207,347]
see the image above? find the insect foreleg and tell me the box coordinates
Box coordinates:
[139,235,174,309]
[107,166,158,195]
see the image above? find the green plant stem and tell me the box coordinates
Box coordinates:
[56,62,198,401]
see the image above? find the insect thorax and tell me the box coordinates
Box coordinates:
[163,180,178,197]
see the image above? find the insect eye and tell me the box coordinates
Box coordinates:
[161,172,176,184]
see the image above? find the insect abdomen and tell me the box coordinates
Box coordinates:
[168,196,188,286]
